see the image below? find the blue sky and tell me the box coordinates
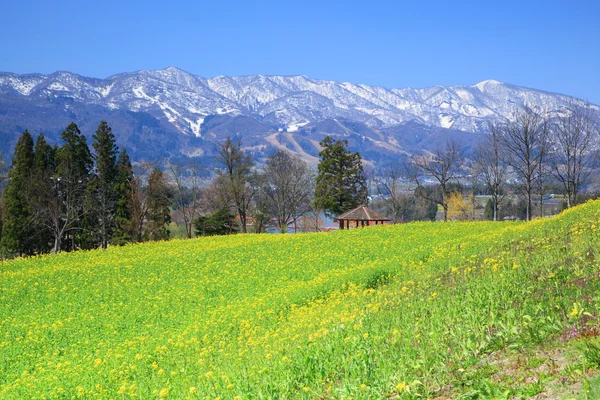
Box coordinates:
[1,0,599,103]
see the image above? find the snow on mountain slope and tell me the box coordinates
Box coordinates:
[0,67,597,160]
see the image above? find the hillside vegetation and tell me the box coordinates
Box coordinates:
[1,202,600,399]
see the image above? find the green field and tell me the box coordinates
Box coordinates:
[1,202,600,399]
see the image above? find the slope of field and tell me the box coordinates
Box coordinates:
[1,202,600,399]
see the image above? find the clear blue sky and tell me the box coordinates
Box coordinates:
[1,0,599,103]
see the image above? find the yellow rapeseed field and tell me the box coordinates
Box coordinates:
[1,201,600,398]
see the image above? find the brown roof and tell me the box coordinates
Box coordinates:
[336,205,391,221]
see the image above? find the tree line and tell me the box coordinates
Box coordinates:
[0,122,173,257]
[1,102,597,258]
[0,123,368,258]
[376,102,599,222]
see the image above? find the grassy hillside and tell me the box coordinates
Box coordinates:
[1,202,600,399]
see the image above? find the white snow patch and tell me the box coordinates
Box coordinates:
[474,79,502,92]
[98,83,114,97]
[2,77,42,95]
[133,86,181,123]
[48,82,69,91]
[287,121,309,132]
[187,116,205,137]
[439,114,454,129]
[355,107,383,115]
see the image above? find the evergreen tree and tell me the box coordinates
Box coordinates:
[30,134,57,253]
[55,123,93,252]
[145,168,172,241]
[112,149,134,245]
[0,152,7,246]
[194,209,235,236]
[90,121,120,249]
[484,199,494,221]
[314,136,367,217]
[1,130,35,256]
[0,152,7,191]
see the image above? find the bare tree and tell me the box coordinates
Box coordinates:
[551,102,599,208]
[500,107,550,221]
[262,150,314,233]
[216,138,255,233]
[169,161,203,238]
[36,125,93,253]
[376,163,413,223]
[32,172,90,254]
[409,139,464,221]
[534,143,553,218]
[473,124,508,221]
[129,162,155,242]
[249,172,270,233]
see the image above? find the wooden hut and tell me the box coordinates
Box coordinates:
[335,205,391,229]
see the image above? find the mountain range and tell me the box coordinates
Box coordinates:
[0,67,597,168]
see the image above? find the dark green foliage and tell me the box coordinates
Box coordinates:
[499,199,528,221]
[56,123,93,252]
[145,168,173,241]
[88,121,121,249]
[1,130,35,256]
[373,191,437,223]
[409,186,440,221]
[314,136,367,217]
[30,134,57,253]
[415,195,439,221]
[484,199,494,221]
[194,208,236,236]
[0,122,141,257]
[0,152,8,244]
[112,149,134,246]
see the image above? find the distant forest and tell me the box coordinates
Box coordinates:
[0,102,598,259]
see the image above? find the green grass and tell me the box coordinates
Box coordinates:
[1,201,600,398]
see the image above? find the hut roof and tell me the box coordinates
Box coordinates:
[335,205,391,221]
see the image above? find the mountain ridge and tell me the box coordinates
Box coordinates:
[0,68,597,168]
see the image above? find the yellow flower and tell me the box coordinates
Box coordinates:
[159,387,169,397]
[569,303,580,317]
[93,358,102,367]
[396,382,406,392]
[363,332,369,339]
[360,383,368,390]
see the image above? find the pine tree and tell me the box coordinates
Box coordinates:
[0,152,7,246]
[30,134,57,253]
[314,136,367,217]
[55,123,93,252]
[194,209,235,236]
[90,121,120,249]
[1,130,35,256]
[112,149,134,245]
[145,168,172,241]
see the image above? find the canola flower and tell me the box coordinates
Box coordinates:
[0,201,599,398]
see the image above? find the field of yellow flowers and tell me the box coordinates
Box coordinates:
[1,201,600,399]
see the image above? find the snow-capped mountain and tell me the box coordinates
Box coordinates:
[0,67,596,167]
